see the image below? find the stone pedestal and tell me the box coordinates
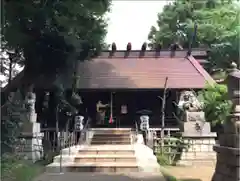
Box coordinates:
[18,93,44,162]
[19,112,44,162]
[178,112,217,166]
[178,133,217,166]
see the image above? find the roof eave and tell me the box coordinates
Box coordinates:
[187,55,215,87]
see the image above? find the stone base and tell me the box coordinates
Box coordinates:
[18,122,44,162]
[177,136,216,166]
[134,142,160,173]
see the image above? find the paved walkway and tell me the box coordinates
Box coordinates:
[34,172,166,181]
[163,166,215,181]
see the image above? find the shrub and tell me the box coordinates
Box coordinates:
[1,154,44,181]
[156,136,189,166]
[198,83,232,127]
[157,153,171,165]
[161,169,179,181]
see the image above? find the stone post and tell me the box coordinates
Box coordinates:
[20,92,44,162]
[212,66,240,181]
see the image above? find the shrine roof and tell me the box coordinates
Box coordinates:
[58,49,214,89]
[2,49,215,91]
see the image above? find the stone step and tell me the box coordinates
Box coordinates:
[79,149,135,155]
[47,162,139,173]
[93,132,132,136]
[75,155,136,163]
[91,137,131,142]
[90,128,132,131]
[90,140,131,145]
[90,128,132,135]
[92,135,131,140]
[92,134,131,138]
[80,144,134,150]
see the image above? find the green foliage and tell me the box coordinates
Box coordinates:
[156,136,189,165]
[161,169,179,181]
[1,90,28,154]
[1,154,44,181]
[157,153,172,165]
[3,0,111,78]
[148,0,240,69]
[164,175,179,181]
[198,83,232,126]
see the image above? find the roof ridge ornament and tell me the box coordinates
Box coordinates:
[124,42,132,58]
[109,42,117,57]
[169,43,177,57]
[155,43,162,57]
[170,42,183,57]
[112,42,117,52]
[126,42,132,51]
[141,42,147,51]
[187,22,198,56]
[139,42,147,57]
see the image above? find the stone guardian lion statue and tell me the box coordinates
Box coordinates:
[178,90,203,112]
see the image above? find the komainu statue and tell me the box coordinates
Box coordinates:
[178,90,203,112]
[177,90,206,126]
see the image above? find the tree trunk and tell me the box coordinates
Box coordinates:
[21,48,38,96]
[8,57,12,85]
[160,77,168,153]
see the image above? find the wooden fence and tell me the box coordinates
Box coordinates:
[151,128,184,165]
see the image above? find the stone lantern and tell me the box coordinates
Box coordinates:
[212,64,240,181]
[227,64,240,114]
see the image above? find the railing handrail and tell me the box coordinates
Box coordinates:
[135,120,138,134]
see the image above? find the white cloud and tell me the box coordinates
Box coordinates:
[105,1,168,50]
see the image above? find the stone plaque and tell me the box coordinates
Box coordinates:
[182,121,212,136]
[185,111,205,122]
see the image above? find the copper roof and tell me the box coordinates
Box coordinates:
[66,51,214,89]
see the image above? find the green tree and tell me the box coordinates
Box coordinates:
[148,0,239,69]
[198,83,232,129]
[3,0,111,92]
[2,0,112,157]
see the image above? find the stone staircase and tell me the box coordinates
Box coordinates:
[47,128,141,173]
[90,130,132,145]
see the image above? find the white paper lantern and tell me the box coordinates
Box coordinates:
[74,115,84,130]
[140,115,149,131]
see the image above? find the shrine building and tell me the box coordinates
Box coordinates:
[2,43,215,130]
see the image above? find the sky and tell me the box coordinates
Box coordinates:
[105,1,169,50]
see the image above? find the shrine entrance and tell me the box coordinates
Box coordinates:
[78,89,178,129]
